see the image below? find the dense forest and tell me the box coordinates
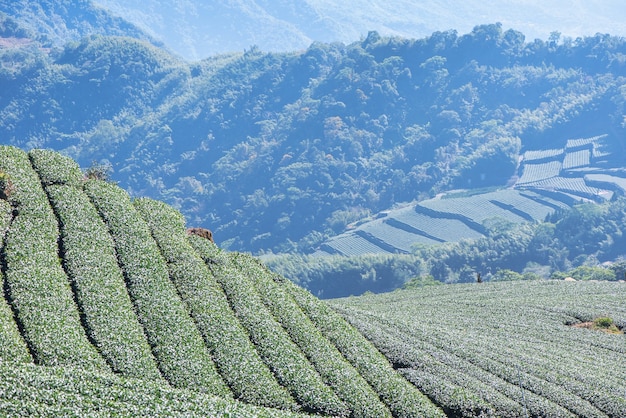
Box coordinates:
[267,197,626,297]
[2,20,626,257]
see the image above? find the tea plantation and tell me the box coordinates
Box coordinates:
[1,145,624,417]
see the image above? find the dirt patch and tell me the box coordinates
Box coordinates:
[570,319,624,335]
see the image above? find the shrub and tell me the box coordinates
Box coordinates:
[190,238,348,416]
[45,184,161,380]
[28,149,83,187]
[230,252,392,418]
[0,199,32,363]
[285,281,445,417]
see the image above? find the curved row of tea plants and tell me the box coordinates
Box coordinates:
[230,252,392,418]
[332,281,626,418]
[190,237,348,416]
[29,149,162,380]
[0,360,300,418]
[134,197,296,410]
[83,178,230,396]
[0,146,106,370]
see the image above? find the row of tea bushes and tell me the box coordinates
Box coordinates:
[0,198,31,363]
[0,146,106,370]
[285,282,446,418]
[230,252,392,418]
[334,281,626,418]
[191,238,348,417]
[134,197,295,410]
[45,184,162,380]
[0,360,301,418]
[84,179,230,396]
[29,148,161,380]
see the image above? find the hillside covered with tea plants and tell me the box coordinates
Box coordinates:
[0,146,625,416]
[0,146,442,416]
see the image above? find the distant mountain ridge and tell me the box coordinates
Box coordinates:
[0,0,161,48]
[93,0,626,59]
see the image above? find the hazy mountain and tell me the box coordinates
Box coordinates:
[0,0,161,48]
[93,0,626,60]
[2,25,625,255]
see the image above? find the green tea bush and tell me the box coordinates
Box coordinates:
[190,238,347,416]
[0,199,32,363]
[45,184,161,380]
[336,281,626,418]
[134,198,295,410]
[231,252,392,418]
[83,179,230,396]
[285,281,445,418]
[28,149,83,187]
[0,360,303,418]
[0,146,107,370]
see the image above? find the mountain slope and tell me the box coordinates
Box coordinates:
[93,0,626,59]
[2,28,626,256]
[0,0,161,49]
[0,146,443,417]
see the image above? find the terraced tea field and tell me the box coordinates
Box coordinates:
[332,280,626,418]
[315,134,626,257]
[0,146,441,417]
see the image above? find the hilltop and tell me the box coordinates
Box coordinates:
[0,147,624,416]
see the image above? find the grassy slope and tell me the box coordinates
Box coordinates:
[1,146,624,417]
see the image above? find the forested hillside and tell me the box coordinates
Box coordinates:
[2,23,626,256]
[0,0,160,49]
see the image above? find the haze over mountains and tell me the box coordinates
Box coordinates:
[93,0,626,60]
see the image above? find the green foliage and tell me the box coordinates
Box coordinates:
[402,274,441,289]
[134,198,295,410]
[0,199,32,364]
[286,281,445,417]
[191,240,348,416]
[3,27,626,256]
[230,252,392,418]
[593,316,615,329]
[2,148,625,417]
[83,179,230,396]
[28,149,83,187]
[266,253,423,298]
[552,265,617,282]
[44,184,161,379]
[0,360,302,418]
[0,146,107,370]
